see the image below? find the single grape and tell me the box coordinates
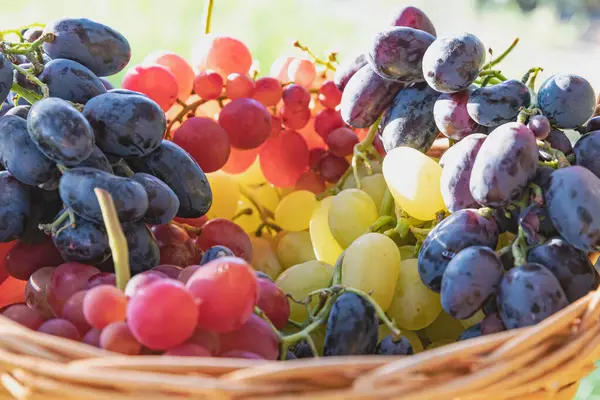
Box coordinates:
[314,109,346,140]
[360,173,387,209]
[39,58,107,104]
[25,267,55,318]
[423,310,465,342]
[3,304,44,330]
[43,18,130,76]
[309,197,344,266]
[121,64,178,111]
[342,233,401,310]
[172,117,230,173]
[0,172,31,242]
[144,51,194,101]
[328,189,378,248]
[309,148,327,171]
[253,77,282,106]
[295,170,326,195]
[218,314,279,360]
[324,293,378,356]
[318,80,342,109]
[467,80,531,127]
[164,343,211,357]
[75,145,113,173]
[376,335,414,355]
[225,73,254,99]
[422,33,486,93]
[200,245,235,265]
[325,127,359,158]
[186,257,257,333]
[83,328,101,347]
[191,34,252,77]
[195,218,252,263]
[288,58,316,87]
[193,70,223,100]
[270,55,296,82]
[390,6,437,36]
[84,273,116,289]
[274,191,318,232]
[45,262,100,318]
[221,147,258,175]
[282,84,311,111]
[498,263,568,329]
[367,27,434,82]
[334,53,367,91]
[151,223,201,267]
[546,129,573,155]
[6,105,31,119]
[381,82,441,153]
[256,277,290,330]
[418,209,499,292]
[83,285,127,329]
[574,131,600,178]
[52,212,110,265]
[185,327,221,355]
[260,130,309,187]
[99,321,141,355]
[276,231,317,270]
[123,223,161,275]
[586,116,600,133]
[0,54,14,103]
[249,237,283,279]
[281,104,311,130]
[124,271,168,297]
[61,290,91,335]
[130,173,180,225]
[537,73,596,129]
[6,236,63,281]
[318,153,349,183]
[37,318,80,340]
[434,89,479,140]
[218,98,271,150]
[527,115,551,140]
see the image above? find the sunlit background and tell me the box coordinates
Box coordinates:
[2,0,600,398]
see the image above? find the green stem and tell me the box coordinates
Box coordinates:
[203,0,214,35]
[95,189,130,291]
[527,68,543,91]
[38,209,70,234]
[369,216,396,233]
[293,40,336,71]
[511,226,528,267]
[343,287,400,337]
[330,252,345,286]
[379,188,394,217]
[9,82,41,104]
[483,38,519,69]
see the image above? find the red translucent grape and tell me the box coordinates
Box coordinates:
[83,285,127,330]
[84,273,116,290]
[124,271,168,298]
[281,105,311,130]
[100,322,141,355]
[219,98,271,150]
[318,80,343,109]
[226,73,255,99]
[282,84,311,111]
[122,64,178,111]
[3,304,44,330]
[271,115,282,138]
[172,216,207,240]
[195,218,252,262]
[220,350,264,360]
[127,280,198,350]
[295,170,326,195]
[164,343,211,357]
[37,318,80,341]
[47,263,100,316]
[0,278,27,309]
[150,224,201,267]
[309,148,327,171]
[178,265,202,284]
[218,314,279,360]
[298,120,326,151]
[314,108,346,140]
[144,51,195,101]
[318,153,350,182]
[288,58,317,87]
[25,266,55,318]
[221,147,258,174]
[6,238,64,281]
[83,328,101,347]
[260,130,309,187]
[253,77,282,106]
[256,278,290,329]
[172,117,231,173]
[192,34,253,77]
[187,327,220,355]
[269,55,296,82]
[186,257,258,333]
[326,127,359,157]
[193,70,223,100]
[152,265,182,279]
[62,291,91,335]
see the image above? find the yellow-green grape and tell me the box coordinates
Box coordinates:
[234,196,261,234]
[423,310,465,342]
[426,339,455,350]
[378,324,424,353]
[235,158,266,186]
[383,146,446,221]
[328,189,379,248]
[341,162,383,190]
[276,231,317,269]
[460,310,485,329]
[249,236,283,279]
[205,171,240,220]
[361,173,387,209]
[309,197,344,265]
[398,245,416,260]
[251,183,280,213]
[387,258,442,330]
[274,190,318,232]
[342,233,401,310]
[275,260,334,322]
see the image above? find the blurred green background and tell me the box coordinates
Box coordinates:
[2,0,600,398]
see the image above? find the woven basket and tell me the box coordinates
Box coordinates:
[1,139,598,400]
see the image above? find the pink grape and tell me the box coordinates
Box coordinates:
[144,51,195,101]
[6,238,64,281]
[178,265,202,284]
[62,290,92,335]
[84,273,116,290]
[226,73,255,99]
[83,285,128,330]
[37,318,80,341]
[83,328,101,347]
[122,64,178,111]
[3,304,44,330]
[288,59,317,87]
[253,77,282,106]
[218,98,272,150]
[260,130,309,187]
[295,170,326,195]
[193,70,223,100]
[46,263,100,316]
[172,117,231,173]
[282,84,311,111]
[187,327,221,355]
[100,322,142,355]
[314,109,346,140]
[318,80,342,109]
[218,314,279,360]
[192,34,253,77]
[281,105,311,130]
[318,153,349,182]
[164,343,211,357]
[326,127,359,157]
[256,278,290,330]
[269,55,296,82]
[124,271,168,298]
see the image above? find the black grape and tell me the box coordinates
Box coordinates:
[418,208,499,292]
[5,105,31,119]
[0,171,31,242]
[0,115,58,185]
[58,167,149,223]
[52,211,110,264]
[292,340,315,359]
[201,245,235,265]
[367,27,434,83]
[574,130,600,178]
[130,173,179,225]
[497,263,568,329]
[333,54,367,91]
[527,237,598,303]
[23,28,43,43]
[83,92,165,157]
[458,324,482,341]
[586,116,600,133]
[127,140,212,218]
[441,246,503,319]
[0,100,14,117]
[339,65,404,128]
[74,145,113,173]
[537,73,595,129]
[440,133,486,212]
[0,54,13,103]
[108,88,148,97]
[390,6,437,36]
[39,58,107,104]
[324,292,378,356]
[15,63,39,92]
[545,166,600,252]
[422,33,486,93]
[123,222,160,275]
[380,82,440,152]
[546,129,573,155]
[466,80,531,127]
[27,97,94,165]
[376,335,413,355]
[434,89,479,140]
[43,18,131,77]
[20,188,62,244]
[469,122,538,207]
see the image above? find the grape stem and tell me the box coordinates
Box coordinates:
[165,96,227,136]
[112,159,135,177]
[537,140,570,168]
[369,216,396,234]
[511,226,529,267]
[38,209,70,235]
[95,189,131,291]
[203,0,214,35]
[237,184,282,236]
[330,252,344,286]
[483,38,519,70]
[0,23,45,41]
[170,220,203,236]
[378,188,394,217]
[478,69,507,82]
[293,40,337,71]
